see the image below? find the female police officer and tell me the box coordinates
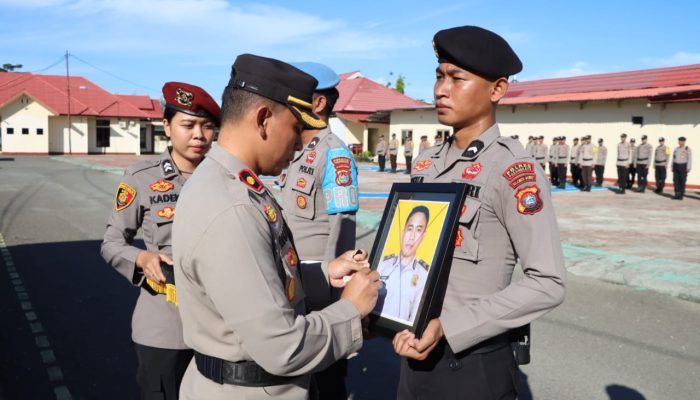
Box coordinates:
[101,82,220,399]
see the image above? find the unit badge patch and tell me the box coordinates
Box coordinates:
[157,207,175,219]
[503,161,536,189]
[296,195,307,209]
[331,156,352,186]
[239,169,264,193]
[508,174,536,189]
[515,185,543,215]
[263,204,277,224]
[413,160,433,172]
[462,163,483,180]
[296,178,307,189]
[305,151,317,164]
[115,182,137,211]
[150,179,174,193]
[287,247,298,268]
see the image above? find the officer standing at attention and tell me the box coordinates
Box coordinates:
[616,133,631,194]
[654,137,670,194]
[579,135,594,191]
[278,61,358,399]
[570,137,581,187]
[404,134,415,173]
[101,82,220,400]
[549,136,559,186]
[393,26,566,400]
[525,136,534,156]
[171,54,381,399]
[634,135,653,192]
[672,136,692,200]
[534,135,547,171]
[376,135,387,172]
[389,133,400,172]
[628,137,637,189]
[419,135,431,154]
[594,138,607,186]
[557,136,570,189]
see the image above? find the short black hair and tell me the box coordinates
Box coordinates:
[314,88,339,118]
[406,205,430,226]
[163,107,177,124]
[220,85,281,125]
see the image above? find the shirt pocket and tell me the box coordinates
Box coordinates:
[453,197,482,262]
[291,175,316,220]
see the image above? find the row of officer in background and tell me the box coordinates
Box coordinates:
[376,133,444,173]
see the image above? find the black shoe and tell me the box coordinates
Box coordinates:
[585,186,591,192]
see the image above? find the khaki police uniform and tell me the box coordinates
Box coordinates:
[389,137,400,172]
[556,141,569,189]
[173,144,362,400]
[419,139,432,154]
[376,138,387,172]
[616,141,631,192]
[628,143,637,188]
[654,143,670,193]
[570,142,581,187]
[534,142,548,171]
[375,255,429,323]
[579,141,594,191]
[635,142,653,191]
[672,144,692,199]
[595,143,607,186]
[548,140,559,186]
[404,138,414,173]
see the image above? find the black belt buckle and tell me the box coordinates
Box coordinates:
[195,352,294,387]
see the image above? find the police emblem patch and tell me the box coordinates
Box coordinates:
[175,88,193,107]
[454,228,464,247]
[413,160,433,172]
[239,169,264,193]
[263,204,277,224]
[296,195,307,209]
[296,178,307,188]
[157,206,175,219]
[462,163,483,180]
[331,156,352,186]
[515,185,543,215]
[115,182,137,211]
[287,247,298,268]
[150,179,174,193]
[305,151,317,165]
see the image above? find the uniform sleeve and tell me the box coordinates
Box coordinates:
[100,173,144,285]
[688,148,692,171]
[440,165,566,352]
[190,205,362,376]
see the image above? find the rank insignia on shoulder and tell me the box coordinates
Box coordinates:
[162,160,175,174]
[150,179,174,193]
[307,137,320,149]
[115,182,137,211]
[462,163,483,180]
[239,169,264,193]
[286,276,296,303]
[382,254,397,262]
[296,195,307,209]
[263,204,277,224]
[462,140,484,158]
[515,185,543,215]
[287,247,298,268]
[331,156,352,186]
[413,160,432,172]
[305,151,317,164]
[157,207,175,219]
[454,228,464,247]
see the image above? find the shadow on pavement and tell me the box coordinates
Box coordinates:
[606,384,646,400]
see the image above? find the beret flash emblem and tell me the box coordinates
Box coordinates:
[175,88,193,107]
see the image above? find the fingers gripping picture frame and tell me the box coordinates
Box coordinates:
[368,182,467,337]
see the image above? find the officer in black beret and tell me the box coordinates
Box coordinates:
[392,26,566,400]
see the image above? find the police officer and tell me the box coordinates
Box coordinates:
[419,135,431,154]
[579,135,594,191]
[376,135,387,172]
[171,54,382,400]
[376,206,430,322]
[279,61,358,399]
[628,137,637,189]
[404,134,415,173]
[654,137,670,193]
[616,133,631,194]
[672,136,692,200]
[549,136,559,186]
[557,136,570,189]
[594,138,607,186]
[393,26,566,400]
[534,135,547,171]
[634,135,653,192]
[389,133,400,172]
[570,137,581,187]
[525,136,534,157]
[101,82,220,400]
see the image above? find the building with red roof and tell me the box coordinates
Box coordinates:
[0,72,163,154]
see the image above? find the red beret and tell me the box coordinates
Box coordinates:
[162,82,221,126]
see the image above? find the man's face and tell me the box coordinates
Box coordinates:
[434,62,495,129]
[260,106,303,176]
[401,211,427,258]
[679,140,685,146]
[621,137,626,143]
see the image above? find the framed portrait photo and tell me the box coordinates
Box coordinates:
[368,182,467,337]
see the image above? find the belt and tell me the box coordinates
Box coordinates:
[638,157,648,161]
[194,352,294,387]
[536,157,545,160]
[583,158,593,161]
[617,158,628,161]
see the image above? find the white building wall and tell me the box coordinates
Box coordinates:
[87,118,141,154]
[48,116,89,154]
[389,109,452,165]
[0,96,50,153]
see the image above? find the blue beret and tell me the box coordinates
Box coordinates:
[433,26,522,79]
[289,62,340,91]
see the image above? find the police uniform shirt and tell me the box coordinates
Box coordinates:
[635,143,653,166]
[172,144,362,396]
[410,124,566,353]
[534,143,548,163]
[548,142,558,163]
[389,138,399,155]
[617,142,631,166]
[419,140,432,154]
[579,143,594,167]
[655,144,670,167]
[557,142,570,164]
[101,150,188,349]
[629,144,637,165]
[376,139,387,156]
[673,145,693,169]
[570,144,580,164]
[595,144,607,166]
[404,139,414,157]
[375,255,428,323]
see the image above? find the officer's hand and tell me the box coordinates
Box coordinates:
[136,251,170,283]
[340,268,382,318]
[328,249,370,288]
[392,319,444,360]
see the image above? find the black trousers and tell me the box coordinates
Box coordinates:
[673,163,688,197]
[398,342,518,400]
[581,166,593,189]
[378,155,386,171]
[405,156,413,173]
[637,165,649,191]
[594,165,604,186]
[549,162,558,185]
[556,163,567,188]
[627,165,636,188]
[134,343,193,400]
[617,166,628,192]
[312,359,348,400]
[390,154,398,172]
[655,166,667,192]
[571,164,582,187]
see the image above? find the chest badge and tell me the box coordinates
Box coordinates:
[413,160,432,172]
[454,228,464,247]
[296,178,307,189]
[461,163,483,180]
[157,207,175,219]
[515,185,543,215]
[331,156,353,186]
[287,247,298,268]
[263,204,277,224]
[296,195,308,209]
[286,277,296,303]
[150,179,174,193]
[305,151,317,164]
[115,182,137,211]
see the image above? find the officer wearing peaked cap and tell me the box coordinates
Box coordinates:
[394,26,566,400]
[549,136,559,186]
[172,54,382,400]
[279,61,359,399]
[634,135,653,192]
[595,138,607,186]
[672,136,692,199]
[654,137,670,193]
[616,133,631,194]
[101,81,220,400]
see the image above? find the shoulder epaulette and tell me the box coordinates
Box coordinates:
[497,136,530,159]
[125,158,160,175]
[382,253,398,262]
[417,259,430,271]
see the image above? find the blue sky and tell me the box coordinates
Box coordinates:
[2,0,699,103]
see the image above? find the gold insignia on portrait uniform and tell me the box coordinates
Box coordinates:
[263,204,277,224]
[411,274,419,287]
[175,88,193,107]
[286,247,298,268]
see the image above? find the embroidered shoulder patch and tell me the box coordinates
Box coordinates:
[115,182,137,211]
[503,161,536,189]
[515,185,543,215]
[150,179,174,193]
[157,206,175,219]
[462,163,483,180]
[239,169,264,193]
[296,178,307,189]
[331,156,353,186]
[413,160,432,172]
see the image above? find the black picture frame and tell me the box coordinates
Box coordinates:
[368,182,467,338]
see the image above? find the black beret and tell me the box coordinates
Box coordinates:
[620,133,627,138]
[679,136,687,141]
[598,138,604,143]
[659,137,665,141]
[561,136,566,140]
[630,138,636,142]
[433,26,522,79]
[538,135,544,139]
[228,54,325,129]
[162,82,221,125]
[641,135,648,140]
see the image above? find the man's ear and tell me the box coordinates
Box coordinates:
[490,77,510,103]
[255,105,273,139]
[313,95,327,116]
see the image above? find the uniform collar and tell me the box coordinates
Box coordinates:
[445,123,502,162]
[159,149,180,178]
[206,143,251,177]
[293,128,331,162]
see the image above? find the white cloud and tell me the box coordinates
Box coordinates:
[550,62,602,78]
[640,52,700,67]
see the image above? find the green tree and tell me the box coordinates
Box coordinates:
[0,63,23,72]
[387,71,406,94]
